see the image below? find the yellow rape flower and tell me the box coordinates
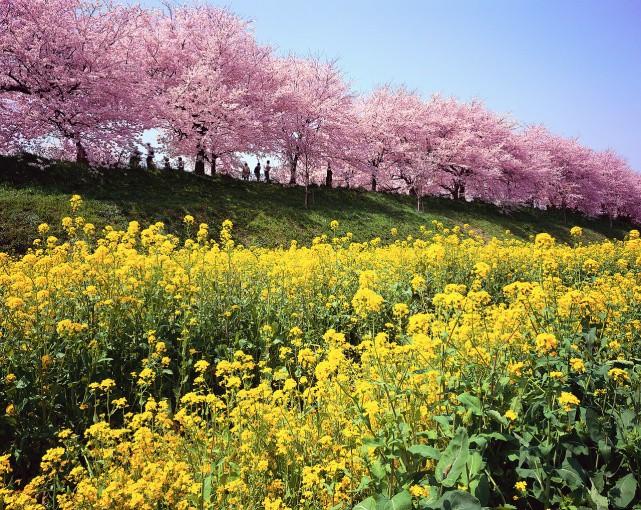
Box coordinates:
[570,358,585,373]
[558,391,580,412]
[504,409,518,421]
[99,378,116,392]
[411,274,426,292]
[534,232,555,248]
[352,287,384,316]
[608,368,629,385]
[69,194,83,212]
[392,302,409,318]
[409,485,430,498]
[194,360,210,374]
[535,333,558,355]
[474,261,491,278]
[37,222,50,235]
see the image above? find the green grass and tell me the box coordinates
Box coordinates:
[0,153,635,254]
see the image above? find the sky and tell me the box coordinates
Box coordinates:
[135,0,641,170]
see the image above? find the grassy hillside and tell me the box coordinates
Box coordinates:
[0,153,634,254]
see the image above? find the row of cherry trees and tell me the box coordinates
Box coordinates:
[1,0,639,219]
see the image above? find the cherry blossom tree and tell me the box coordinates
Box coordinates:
[414,98,517,201]
[145,5,276,175]
[0,96,48,155]
[488,130,549,208]
[351,86,425,194]
[592,149,640,222]
[268,56,353,205]
[0,1,637,221]
[0,0,150,163]
[521,126,602,216]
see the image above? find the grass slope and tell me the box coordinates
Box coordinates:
[0,154,634,254]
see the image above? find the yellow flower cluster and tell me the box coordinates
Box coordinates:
[1,207,641,509]
[558,391,581,412]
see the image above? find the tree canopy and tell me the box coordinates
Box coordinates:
[1,0,639,221]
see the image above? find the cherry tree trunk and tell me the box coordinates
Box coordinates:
[452,182,465,200]
[75,140,89,165]
[289,163,297,185]
[194,149,205,175]
[210,154,218,175]
[325,167,332,188]
[304,169,313,208]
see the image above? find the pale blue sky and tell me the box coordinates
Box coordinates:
[135,0,641,170]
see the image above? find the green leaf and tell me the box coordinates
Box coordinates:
[202,473,212,502]
[465,452,485,479]
[383,490,412,510]
[408,444,441,460]
[554,467,583,490]
[584,407,604,442]
[456,393,483,416]
[588,482,608,510]
[428,490,482,510]
[371,459,387,481]
[353,497,377,510]
[433,415,453,434]
[356,475,372,491]
[592,472,606,493]
[609,473,637,509]
[555,455,587,491]
[619,409,636,429]
[469,474,489,506]
[353,492,412,510]
[364,436,386,448]
[468,435,487,450]
[435,427,469,487]
[481,431,510,442]
[486,410,508,427]
[597,439,612,462]
[417,429,439,440]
